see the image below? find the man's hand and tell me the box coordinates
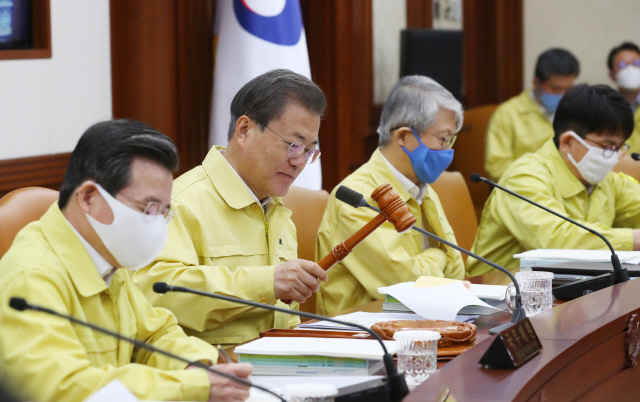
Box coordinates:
[205,363,253,402]
[274,259,329,303]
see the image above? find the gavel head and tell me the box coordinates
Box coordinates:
[371,183,416,233]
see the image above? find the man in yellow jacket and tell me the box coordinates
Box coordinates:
[607,42,640,154]
[134,69,328,345]
[485,48,579,180]
[0,120,252,402]
[316,76,465,316]
[469,84,640,284]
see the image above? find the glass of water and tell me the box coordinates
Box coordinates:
[281,383,338,402]
[393,330,440,387]
[506,271,554,317]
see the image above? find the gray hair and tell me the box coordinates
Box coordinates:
[377,75,463,146]
[228,69,327,140]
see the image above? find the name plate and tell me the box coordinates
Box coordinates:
[479,318,542,369]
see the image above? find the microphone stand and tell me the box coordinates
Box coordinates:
[470,173,629,299]
[8,297,285,402]
[335,185,526,334]
[153,282,409,402]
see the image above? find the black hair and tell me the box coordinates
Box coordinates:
[553,84,634,147]
[58,119,179,209]
[227,69,327,140]
[607,42,640,70]
[535,48,580,82]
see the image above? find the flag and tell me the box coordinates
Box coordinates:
[210,0,321,190]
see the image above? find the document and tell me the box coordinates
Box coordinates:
[298,311,425,331]
[378,281,497,321]
[234,337,397,360]
[513,249,640,263]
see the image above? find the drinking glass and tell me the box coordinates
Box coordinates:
[393,330,440,386]
[506,271,554,317]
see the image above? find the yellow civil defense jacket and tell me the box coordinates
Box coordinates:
[315,149,465,316]
[134,147,299,345]
[0,203,217,402]
[468,140,640,279]
[485,89,554,181]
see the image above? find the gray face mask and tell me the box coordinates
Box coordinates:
[85,184,168,270]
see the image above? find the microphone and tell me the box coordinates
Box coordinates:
[8,297,285,402]
[470,173,629,300]
[334,185,526,334]
[632,153,640,161]
[153,282,409,402]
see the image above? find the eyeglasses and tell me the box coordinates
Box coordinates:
[118,192,175,223]
[260,123,321,165]
[396,127,457,149]
[617,59,640,69]
[584,137,629,159]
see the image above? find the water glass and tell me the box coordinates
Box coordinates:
[393,330,440,386]
[506,271,553,317]
[281,383,338,402]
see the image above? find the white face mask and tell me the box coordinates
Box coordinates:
[566,132,619,185]
[86,184,168,270]
[616,65,640,91]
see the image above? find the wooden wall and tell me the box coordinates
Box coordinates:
[0,0,523,197]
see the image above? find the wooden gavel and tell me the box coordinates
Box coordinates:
[281,183,415,305]
[318,183,416,270]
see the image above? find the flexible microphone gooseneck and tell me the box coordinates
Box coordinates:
[470,173,629,300]
[632,153,640,161]
[8,297,285,402]
[153,282,408,402]
[335,185,525,334]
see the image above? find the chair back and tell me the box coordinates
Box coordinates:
[281,185,330,314]
[0,187,59,259]
[430,171,478,263]
[449,104,497,219]
[613,155,640,182]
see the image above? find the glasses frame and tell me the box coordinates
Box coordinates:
[396,127,457,149]
[617,59,640,70]
[117,192,174,223]
[258,122,321,165]
[583,137,629,159]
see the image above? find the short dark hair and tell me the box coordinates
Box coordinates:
[58,119,179,209]
[227,69,327,140]
[607,42,640,71]
[534,48,580,82]
[552,84,634,147]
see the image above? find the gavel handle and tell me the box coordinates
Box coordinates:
[318,212,387,270]
[280,213,388,305]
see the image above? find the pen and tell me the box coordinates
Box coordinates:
[217,345,234,363]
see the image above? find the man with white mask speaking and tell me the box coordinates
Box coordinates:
[0,120,252,402]
[468,84,640,284]
[608,42,640,154]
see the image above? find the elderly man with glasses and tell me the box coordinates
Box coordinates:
[468,84,640,285]
[134,69,328,346]
[315,75,466,316]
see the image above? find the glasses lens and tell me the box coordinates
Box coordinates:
[287,142,306,158]
[144,202,161,216]
[306,150,321,164]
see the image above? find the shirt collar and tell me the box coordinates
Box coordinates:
[64,217,115,283]
[202,146,273,211]
[380,152,428,204]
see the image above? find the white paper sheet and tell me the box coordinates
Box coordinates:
[85,380,139,402]
[234,337,397,360]
[513,249,640,263]
[378,282,497,321]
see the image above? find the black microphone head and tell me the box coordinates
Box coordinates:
[9,297,28,311]
[153,282,171,294]
[470,173,483,183]
[335,186,367,208]
[632,153,640,161]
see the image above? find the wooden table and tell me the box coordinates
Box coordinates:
[406,278,640,401]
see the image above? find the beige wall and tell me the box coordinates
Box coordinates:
[524,0,640,88]
[373,0,406,104]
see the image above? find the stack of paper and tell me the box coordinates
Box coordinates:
[234,337,396,376]
[298,311,425,331]
[513,249,640,265]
